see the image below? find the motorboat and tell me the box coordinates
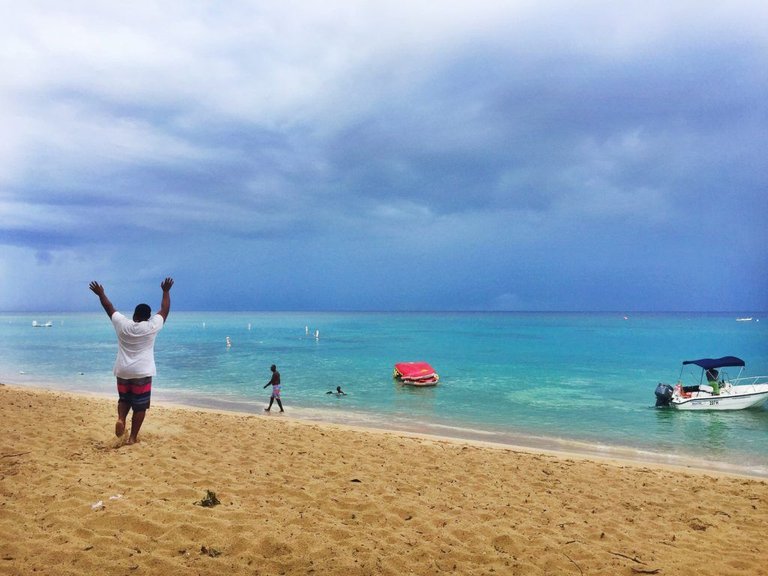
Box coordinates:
[393,361,439,386]
[655,356,768,411]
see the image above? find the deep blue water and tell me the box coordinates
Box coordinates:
[2,311,767,475]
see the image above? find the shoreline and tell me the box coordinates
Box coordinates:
[5,380,766,480]
[3,309,768,486]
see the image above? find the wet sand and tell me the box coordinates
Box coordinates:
[1,384,766,575]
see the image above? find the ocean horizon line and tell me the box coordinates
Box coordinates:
[3,309,766,316]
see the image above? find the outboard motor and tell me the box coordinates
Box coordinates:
[654,383,674,407]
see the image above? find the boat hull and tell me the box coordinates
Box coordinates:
[400,379,439,387]
[669,385,768,411]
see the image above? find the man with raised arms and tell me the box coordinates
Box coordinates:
[89,278,174,444]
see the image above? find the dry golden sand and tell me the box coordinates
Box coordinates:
[0,384,766,576]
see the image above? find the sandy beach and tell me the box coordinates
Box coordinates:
[1,384,766,576]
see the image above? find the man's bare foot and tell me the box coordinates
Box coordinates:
[264,408,270,412]
[115,419,126,437]
[126,436,140,445]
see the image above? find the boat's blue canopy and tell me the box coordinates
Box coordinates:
[682,356,745,370]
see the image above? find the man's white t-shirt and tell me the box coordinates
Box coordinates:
[110,312,165,378]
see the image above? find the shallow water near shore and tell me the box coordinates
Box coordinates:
[2,311,767,475]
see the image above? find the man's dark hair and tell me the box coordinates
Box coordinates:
[133,303,152,321]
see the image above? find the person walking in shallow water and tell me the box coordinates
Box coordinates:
[263,364,284,412]
[89,278,173,444]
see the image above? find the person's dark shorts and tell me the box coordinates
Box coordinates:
[116,376,152,411]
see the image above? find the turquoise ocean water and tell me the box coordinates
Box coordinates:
[2,312,767,476]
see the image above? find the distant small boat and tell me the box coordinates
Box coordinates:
[393,361,439,386]
[736,317,753,322]
[32,321,53,328]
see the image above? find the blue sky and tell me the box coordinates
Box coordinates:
[1,1,766,312]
